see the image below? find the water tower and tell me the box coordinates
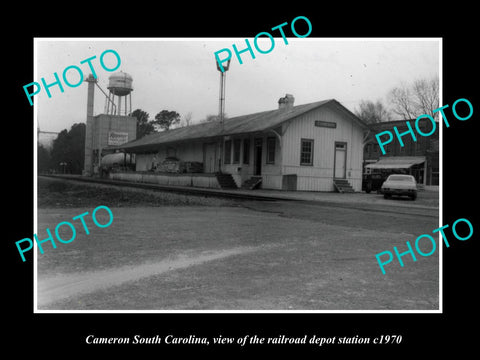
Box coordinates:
[83,72,137,176]
[105,71,133,115]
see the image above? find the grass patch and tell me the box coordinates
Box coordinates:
[37,177,242,208]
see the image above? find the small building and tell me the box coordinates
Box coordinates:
[84,114,137,176]
[363,118,439,186]
[113,95,368,192]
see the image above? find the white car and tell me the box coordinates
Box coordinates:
[381,174,418,200]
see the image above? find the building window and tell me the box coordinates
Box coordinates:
[224,140,232,164]
[266,137,276,164]
[233,139,241,164]
[243,138,250,164]
[300,139,314,165]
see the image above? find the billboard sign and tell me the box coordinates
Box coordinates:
[108,131,129,146]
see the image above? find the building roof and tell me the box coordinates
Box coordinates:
[115,99,367,153]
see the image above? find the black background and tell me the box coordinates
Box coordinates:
[6,4,477,356]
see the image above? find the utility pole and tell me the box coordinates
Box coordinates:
[217,59,231,127]
[216,59,231,173]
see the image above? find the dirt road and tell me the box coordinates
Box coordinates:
[36,203,439,311]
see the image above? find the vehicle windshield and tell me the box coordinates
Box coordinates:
[388,175,414,181]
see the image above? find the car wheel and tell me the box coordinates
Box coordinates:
[411,192,417,200]
[384,194,390,199]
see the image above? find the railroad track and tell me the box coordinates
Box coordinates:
[38,174,288,202]
[39,175,438,218]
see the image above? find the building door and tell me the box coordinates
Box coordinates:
[334,142,347,178]
[254,138,262,176]
[203,143,217,173]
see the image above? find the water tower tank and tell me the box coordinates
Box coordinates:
[107,71,133,96]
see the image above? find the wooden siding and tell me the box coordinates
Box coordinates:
[262,174,283,189]
[281,104,364,191]
[135,153,154,172]
[222,134,282,186]
[131,103,365,192]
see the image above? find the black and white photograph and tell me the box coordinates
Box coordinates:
[6,7,478,356]
[34,38,441,311]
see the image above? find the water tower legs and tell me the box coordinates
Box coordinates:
[129,94,132,115]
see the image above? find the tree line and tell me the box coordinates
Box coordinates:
[354,76,439,124]
[38,123,86,174]
[134,109,226,138]
[38,109,217,174]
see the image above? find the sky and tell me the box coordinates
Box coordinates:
[34,38,440,134]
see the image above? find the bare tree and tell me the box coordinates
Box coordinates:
[389,85,415,120]
[199,114,229,123]
[412,77,439,118]
[177,112,193,128]
[183,112,193,127]
[354,99,392,124]
[388,76,439,120]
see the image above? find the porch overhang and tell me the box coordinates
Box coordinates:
[365,156,426,169]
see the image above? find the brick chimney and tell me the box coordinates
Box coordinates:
[278,94,295,109]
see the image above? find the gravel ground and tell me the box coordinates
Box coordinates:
[35,176,439,311]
